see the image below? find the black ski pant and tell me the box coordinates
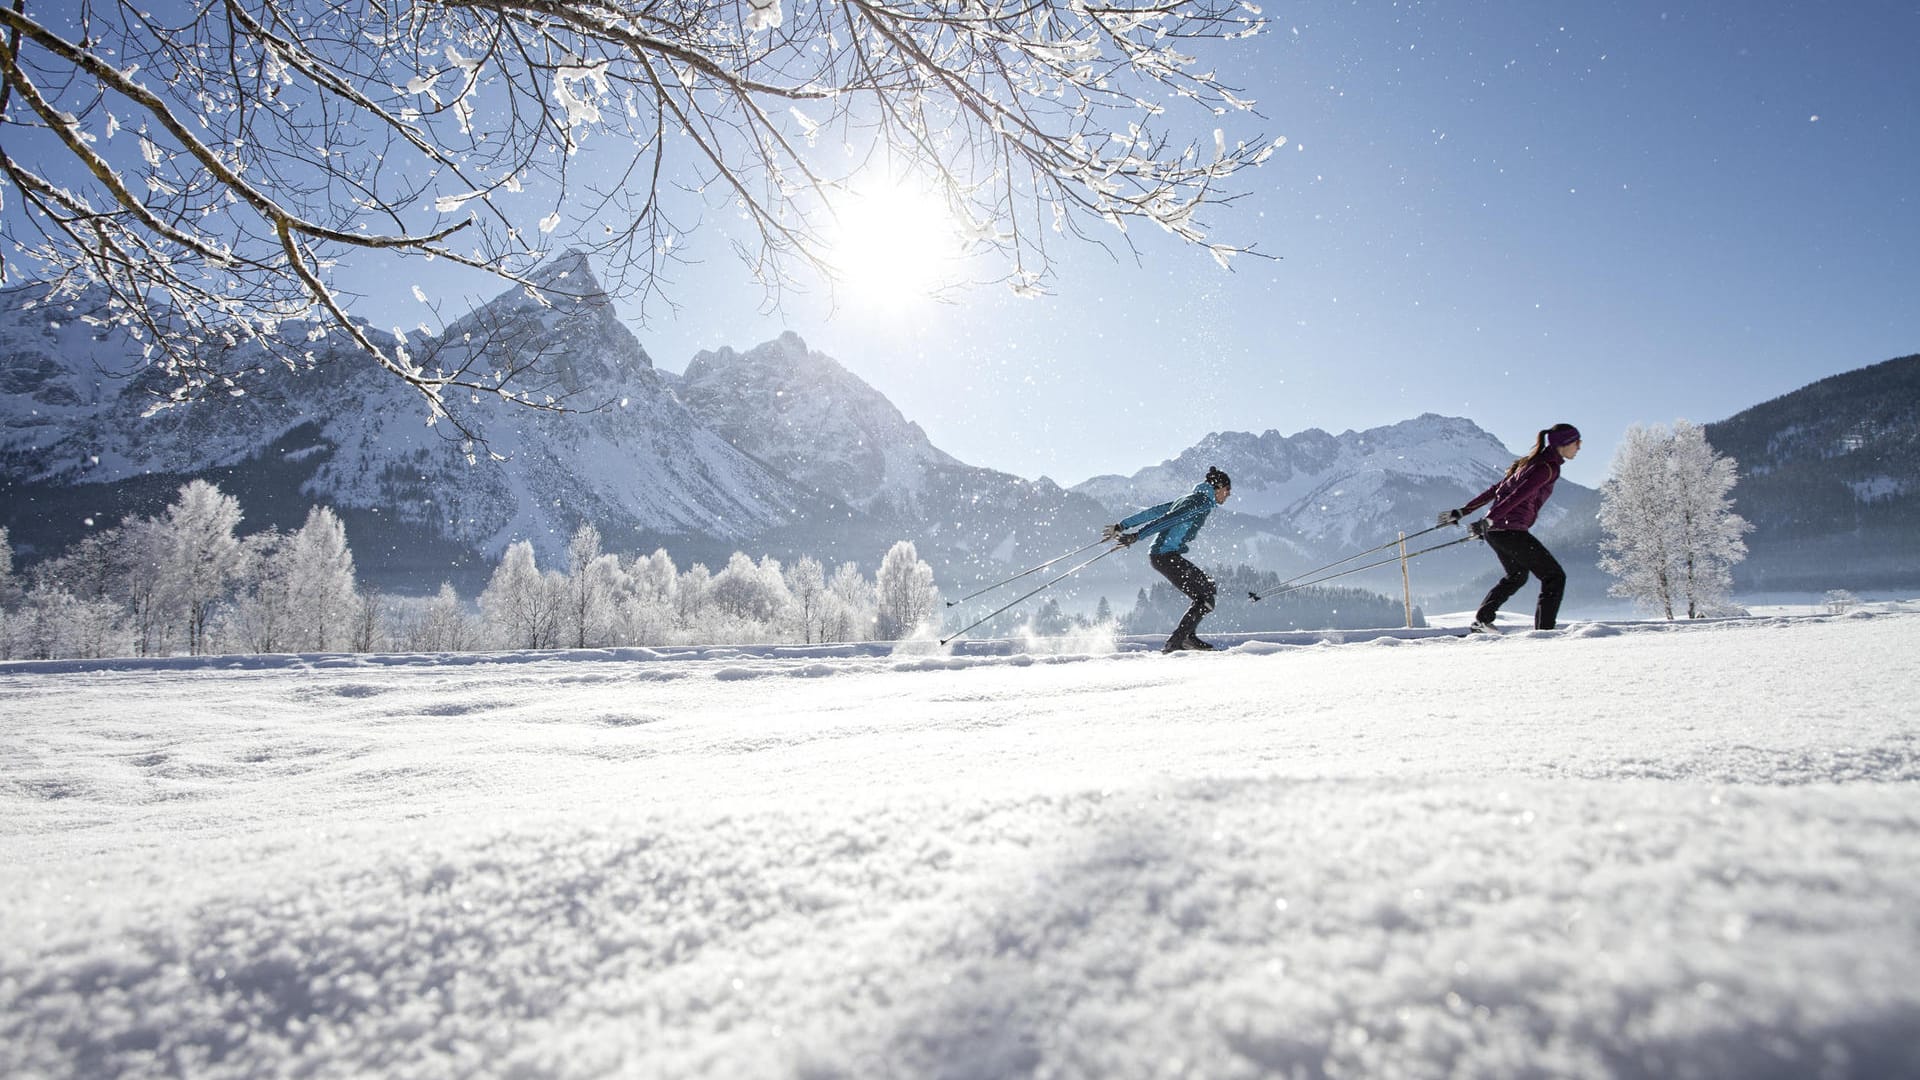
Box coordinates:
[1150,551,1216,643]
[1476,529,1566,630]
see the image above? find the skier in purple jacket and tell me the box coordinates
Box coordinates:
[1438,424,1582,633]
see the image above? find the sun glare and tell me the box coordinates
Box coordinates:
[822,180,965,312]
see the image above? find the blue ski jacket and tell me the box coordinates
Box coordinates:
[1119,483,1218,556]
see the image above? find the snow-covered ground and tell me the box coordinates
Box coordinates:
[4,609,1919,1079]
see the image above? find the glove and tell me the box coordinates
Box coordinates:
[1467,519,1489,540]
[1101,523,1125,542]
[1116,532,1139,547]
[1437,508,1464,528]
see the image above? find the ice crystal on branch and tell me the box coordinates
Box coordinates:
[1,0,1275,441]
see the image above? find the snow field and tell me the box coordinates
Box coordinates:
[2,612,1918,1078]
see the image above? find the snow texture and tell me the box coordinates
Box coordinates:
[4,608,1919,1077]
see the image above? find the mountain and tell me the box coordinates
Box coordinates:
[671,330,1117,583]
[1704,353,1920,591]
[0,255,808,589]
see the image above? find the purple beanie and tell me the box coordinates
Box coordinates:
[1547,425,1582,448]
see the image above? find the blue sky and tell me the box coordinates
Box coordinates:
[359,1,1920,490]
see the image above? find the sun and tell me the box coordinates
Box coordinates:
[821,179,965,312]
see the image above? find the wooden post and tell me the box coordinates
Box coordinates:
[1399,531,1413,628]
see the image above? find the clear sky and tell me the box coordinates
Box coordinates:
[358,1,1920,491]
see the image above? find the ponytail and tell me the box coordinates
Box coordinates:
[1504,423,1581,477]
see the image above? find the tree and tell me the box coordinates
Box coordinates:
[1598,425,1679,619]
[230,528,296,653]
[676,563,713,627]
[821,561,873,642]
[114,518,175,657]
[480,540,556,649]
[618,548,679,645]
[709,552,790,626]
[1600,421,1752,619]
[875,541,938,640]
[154,480,251,654]
[283,506,361,650]
[402,582,475,652]
[1666,421,1753,618]
[0,526,20,659]
[350,587,388,653]
[2,0,1276,430]
[1031,597,1071,636]
[0,526,18,610]
[784,556,827,644]
[562,525,623,648]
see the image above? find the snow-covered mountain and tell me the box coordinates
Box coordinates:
[674,331,961,518]
[669,330,1118,581]
[0,255,807,587]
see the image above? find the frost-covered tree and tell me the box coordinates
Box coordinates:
[561,525,623,648]
[114,517,175,657]
[154,481,251,654]
[15,534,131,659]
[676,564,713,627]
[283,506,360,651]
[0,526,22,658]
[1600,421,1752,620]
[617,548,679,645]
[2,0,1277,430]
[784,556,827,644]
[820,561,873,643]
[709,552,790,626]
[480,540,561,649]
[1599,425,1679,619]
[1666,421,1752,618]
[401,582,475,652]
[875,541,938,640]
[229,529,296,653]
[15,585,124,660]
[0,527,18,610]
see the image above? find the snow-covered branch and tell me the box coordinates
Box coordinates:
[1,0,1275,434]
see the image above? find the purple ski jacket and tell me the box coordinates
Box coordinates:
[1462,453,1562,532]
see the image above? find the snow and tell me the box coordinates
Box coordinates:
[4,609,1920,1078]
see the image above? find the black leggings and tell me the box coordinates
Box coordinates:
[1150,552,1217,642]
[1477,529,1566,630]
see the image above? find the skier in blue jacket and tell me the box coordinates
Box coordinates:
[1104,466,1233,652]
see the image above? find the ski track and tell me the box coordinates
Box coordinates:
[2,611,1918,1079]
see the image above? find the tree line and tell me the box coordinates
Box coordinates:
[0,480,943,660]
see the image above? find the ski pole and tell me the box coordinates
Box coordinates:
[941,544,1123,645]
[944,538,1110,608]
[1250,534,1481,602]
[1247,520,1455,602]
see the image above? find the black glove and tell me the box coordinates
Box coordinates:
[1437,508,1464,528]
[1116,532,1138,547]
[1100,523,1126,542]
[1468,519,1489,540]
